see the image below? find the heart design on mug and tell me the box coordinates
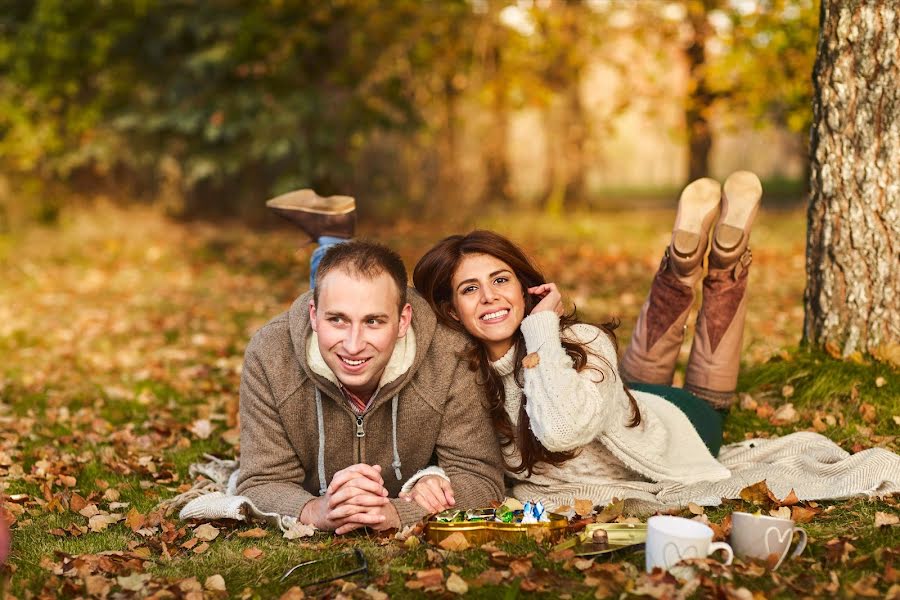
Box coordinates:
[763,526,792,555]
[662,541,700,568]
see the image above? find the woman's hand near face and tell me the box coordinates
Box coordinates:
[399,475,455,514]
[528,283,564,316]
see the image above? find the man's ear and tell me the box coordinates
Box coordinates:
[397,303,413,338]
[308,299,318,332]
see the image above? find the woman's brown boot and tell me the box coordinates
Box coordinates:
[621,178,720,385]
[266,189,356,240]
[684,171,762,410]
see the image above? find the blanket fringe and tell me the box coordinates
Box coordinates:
[156,454,240,515]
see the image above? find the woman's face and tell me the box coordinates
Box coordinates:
[450,253,526,361]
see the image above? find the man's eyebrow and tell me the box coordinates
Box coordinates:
[323,310,348,319]
[455,269,511,290]
[323,310,389,321]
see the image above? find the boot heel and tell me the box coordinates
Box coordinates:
[669,178,720,274]
[715,171,762,252]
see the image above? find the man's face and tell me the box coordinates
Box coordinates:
[310,268,412,398]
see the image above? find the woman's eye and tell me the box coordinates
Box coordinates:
[495,277,508,285]
[462,285,477,294]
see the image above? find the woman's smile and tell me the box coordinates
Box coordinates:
[450,253,526,360]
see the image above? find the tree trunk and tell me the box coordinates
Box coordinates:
[804,0,900,362]
[684,1,714,182]
[481,45,512,207]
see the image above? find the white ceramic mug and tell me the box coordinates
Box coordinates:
[645,516,734,575]
[730,512,807,570]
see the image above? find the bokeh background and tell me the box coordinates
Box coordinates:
[0,0,816,223]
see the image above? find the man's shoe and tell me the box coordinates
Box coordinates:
[709,171,761,270]
[265,189,356,240]
[669,177,721,279]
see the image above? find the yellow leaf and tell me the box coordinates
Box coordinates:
[687,502,704,515]
[875,512,899,528]
[237,527,268,538]
[242,547,264,559]
[574,498,594,517]
[438,532,470,551]
[193,523,219,541]
[522,353,540,369]
[446,573,468,595]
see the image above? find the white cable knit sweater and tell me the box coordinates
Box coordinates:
[496,311,729,509]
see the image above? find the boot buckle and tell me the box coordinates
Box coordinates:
[733,249,753,280]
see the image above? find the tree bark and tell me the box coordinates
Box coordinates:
[684,1,714,183]
[804,0,900,362]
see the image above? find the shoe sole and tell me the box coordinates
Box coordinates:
[716,171,762,251]
[672,177,721,258]
[265,189,356,215]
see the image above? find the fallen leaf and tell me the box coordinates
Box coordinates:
[414,567,444,589]
[363,585,388,600]
[594,499,624,523]
[88,514,121,532]
[189,419,213,440]
[875,512,899,528]
[103,488,121,502]
[446,573,468,595]
[79,504,100,518]
[739,480,778,506]
[117,573,152,591]
[193,542,210,554]
[739,393,757,411]
[791,506,819,524]
[780,489,800,506]
[242,547,263,559]
[769,506,791,519]
[859,403,877,424]
[574,498,594,517]
[771,402,798,424]
[522,353,540,369]
[687,502,704,515]
[279,586,305,600]
[439,532,470,551]
[282,521,315,540]
[237,527,268,539]
[509,558,532,577]
[204,574,227,592]
[69,493,88,513]
[84,575,111,598]
[125,508,145,532]
[755,403,775,419]
[194,523,219,541]
[875,376,886,388]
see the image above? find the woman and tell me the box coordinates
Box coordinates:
[400,172,762,512]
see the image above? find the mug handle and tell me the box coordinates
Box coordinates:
[708,541,734,566]
[789,528,808,559]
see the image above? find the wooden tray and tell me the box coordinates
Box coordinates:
[425,511,569,545]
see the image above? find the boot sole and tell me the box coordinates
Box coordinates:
[265,189,356,215]
[672,178,721,258]
[716,171,762,251]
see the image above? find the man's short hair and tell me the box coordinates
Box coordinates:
[313,240,409,310]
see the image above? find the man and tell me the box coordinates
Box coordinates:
[236,233,505,533]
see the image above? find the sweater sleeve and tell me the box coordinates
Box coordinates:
[235,337,316,520]
[430,359,506,510]
[518,312,625,452]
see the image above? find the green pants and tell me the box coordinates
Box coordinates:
[628,383,724,457]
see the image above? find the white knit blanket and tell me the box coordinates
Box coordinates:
[166,432,899,523]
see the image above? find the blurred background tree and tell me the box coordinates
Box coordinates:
[0,0,818,223]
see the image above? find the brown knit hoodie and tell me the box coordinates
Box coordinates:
[236,289,505,527]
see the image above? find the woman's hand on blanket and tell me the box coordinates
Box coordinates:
[528,283,564,316]
[399,475,455,513]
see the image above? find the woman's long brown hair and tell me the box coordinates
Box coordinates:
[413,230,641,476]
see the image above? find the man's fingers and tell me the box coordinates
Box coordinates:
[327,464,384,494]
[328,488,390,509]
[327,503,388,522]
[327,478,388,507]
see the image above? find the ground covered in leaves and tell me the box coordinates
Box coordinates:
[1,204,897,598]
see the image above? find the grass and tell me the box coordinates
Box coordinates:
[0,202,897,598]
